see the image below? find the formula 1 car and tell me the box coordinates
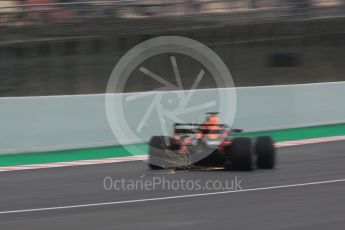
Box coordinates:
[148,113,276,171]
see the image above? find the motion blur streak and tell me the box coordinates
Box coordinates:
[0,141,344,229]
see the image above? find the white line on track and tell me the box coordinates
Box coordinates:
[0,178,344,215]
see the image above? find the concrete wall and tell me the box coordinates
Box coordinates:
[1,81,344,154]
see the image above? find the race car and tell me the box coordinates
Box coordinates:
[148,112,276,171]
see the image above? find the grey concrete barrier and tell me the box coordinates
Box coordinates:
[1,81,345,154]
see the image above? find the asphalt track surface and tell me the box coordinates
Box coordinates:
[0,141,344,229]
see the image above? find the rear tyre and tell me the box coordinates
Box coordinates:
[148,136,176,170]
[231,137,254,171]
[256,136,276,169]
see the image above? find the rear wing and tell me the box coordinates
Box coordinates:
[174,123,229,128]
[173,123,242,135]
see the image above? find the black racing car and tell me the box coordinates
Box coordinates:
[148,113,276,171]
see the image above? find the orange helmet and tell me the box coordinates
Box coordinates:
[207,116,219,125]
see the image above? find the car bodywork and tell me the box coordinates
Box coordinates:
[148,121,276,171]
